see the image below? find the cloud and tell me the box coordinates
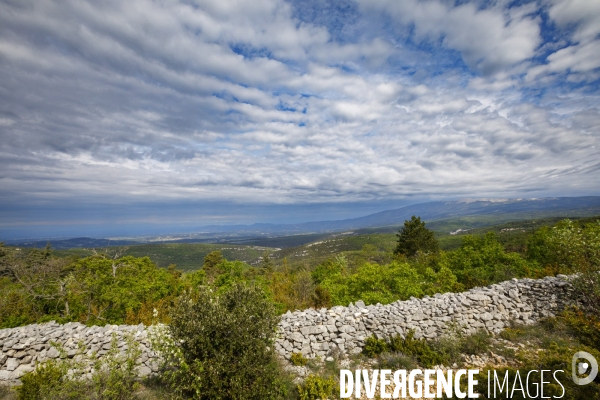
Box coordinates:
[526,0,600,80]
[358,0,542,75]
[0,0,599,236]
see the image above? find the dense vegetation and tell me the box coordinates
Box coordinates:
[53,243,271,271]
[158,283,289,399]
[1,217,599,327]
[2,216,600,399]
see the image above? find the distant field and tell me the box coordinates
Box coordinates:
[52,214,600,272]
[272,233,398,268]
[55,243,275,271]
[225,232,334,248]
[266,214,600,269]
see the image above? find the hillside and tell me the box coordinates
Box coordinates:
[7,197,600,250]
[186,196,600,235]
[48,214,600,271]
[55,243,275,271]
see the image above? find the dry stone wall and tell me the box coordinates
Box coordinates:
[274,274,574,360]
[0,274,576,385]
[0,322,159,385]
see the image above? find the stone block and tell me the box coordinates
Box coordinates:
[5,358,19,371]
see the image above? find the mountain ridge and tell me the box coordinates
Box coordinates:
[6,196,600,249]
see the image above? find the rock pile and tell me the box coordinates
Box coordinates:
[0,321,159,384]
[0,274,576,385]
[274,275,574,359]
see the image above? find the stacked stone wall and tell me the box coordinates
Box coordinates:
[274,275,574,359]
[0,274,576,385]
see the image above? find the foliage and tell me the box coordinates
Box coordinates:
[0,246,182,327]
[394,215,439,257]
[4,216,600,331]
[0,244,73,327]
[260,250,275,273]
[476,336,600,399]
[363,329,492,369]
[203,250,224,281]
[297,375,335,400]
[556,309,600,352]
[388,331,448,367]
[440,232,537,288]
[362,336,388,358]
[526,219,600,274]
[571,271,600,316]
[15,360,65,400]
[148,323,204,398]
[312,286,332,309]
[67,255,181,325]
[164,282,287,399]
[320,260,460,307]
[457,329,492,355]
[290,352,308,367]
[15,334,141,400]
[376,352,417,370]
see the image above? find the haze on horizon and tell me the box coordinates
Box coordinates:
[1,0,599,239]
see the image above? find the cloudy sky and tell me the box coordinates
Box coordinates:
[1,0,599,238]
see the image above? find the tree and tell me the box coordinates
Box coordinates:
[526,219,600,274]
[166,282,287,399]
[203,251,224,281]
[69,255,180,325]
[394,216,439,257]
[440,232,532,288]
[260,250,274,273]
[0,244,72,326]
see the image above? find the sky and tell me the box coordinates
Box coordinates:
[1,0,599,239]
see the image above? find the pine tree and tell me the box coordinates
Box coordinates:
[394,215,439,257]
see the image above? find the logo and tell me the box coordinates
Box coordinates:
[572,351,598,385]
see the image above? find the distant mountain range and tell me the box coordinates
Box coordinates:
[7,196,600,249]
[194,196,600,233]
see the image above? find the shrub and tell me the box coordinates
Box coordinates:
[526,219,600,274]
[440,232,533,288]
[388,331,448,367]
[571,270,600,316]
[362,336,388,357]
[559,309,600,351]
[376,352,417,370]
[297,375,335,400]
[290,352,308,367]
[474,342,600,399]
[459,329,492,355]
[165,282,287,399]
[15,334,141,400]
[15,360,65,400]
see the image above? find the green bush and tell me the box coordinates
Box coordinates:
[526,219,600,274]
[164,282,288,399]
[558,309,600,351]
[15,360,65,400]
[290,352,308,367]
[474,342,600,400]
[440,232,535,288]
[297,375,335,400]
[459,329,492,355]
[388,331,448,367]
[376,352,417,370]
[362,336,388,357]
[15,334,141,400]
[571,270,600,316]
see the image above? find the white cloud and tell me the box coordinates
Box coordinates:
[359,0,541,75]
[0,0,598,231]
[526,0,600,80]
